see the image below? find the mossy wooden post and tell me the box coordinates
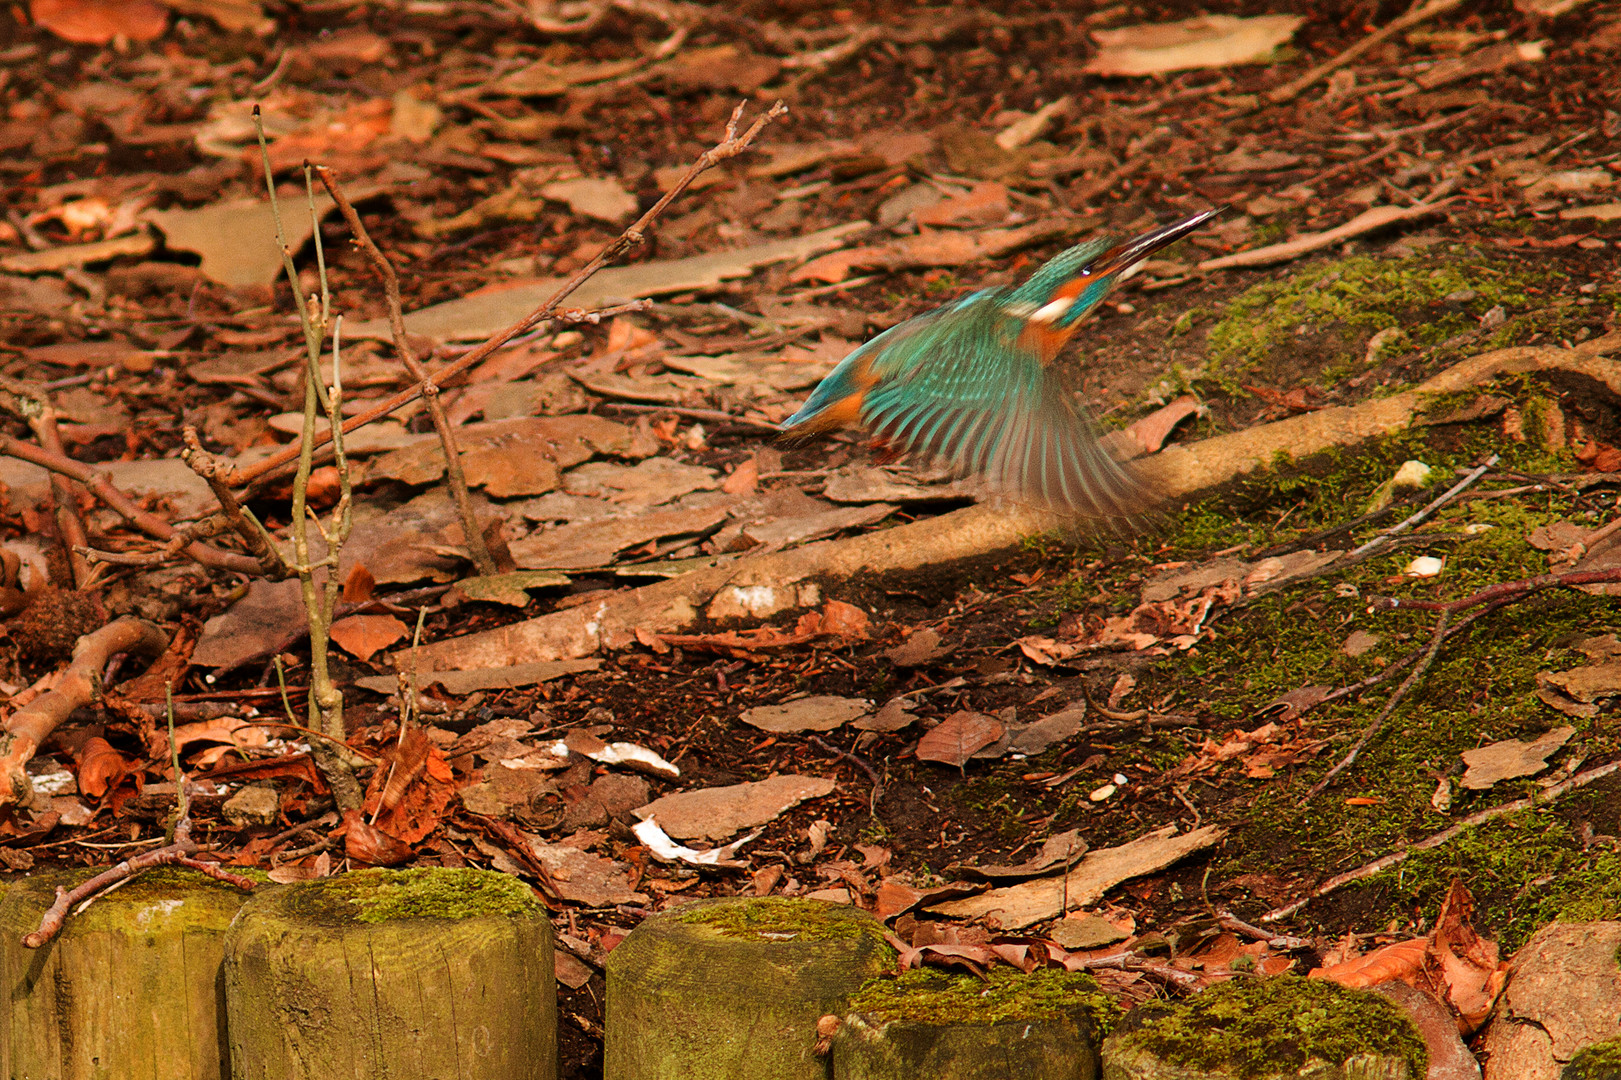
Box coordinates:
[1101,976,1428,1080]
[604,897,896,1080]
[0,867,256,1080]
[832,967,1113,1080]
[222,867,555,1080]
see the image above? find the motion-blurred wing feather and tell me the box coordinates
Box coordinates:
[857,306,1152,518]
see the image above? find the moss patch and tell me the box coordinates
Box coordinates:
[677,896,891,946]
[1109,976,1427,1079]
[849,966,1121,1032]
[1567,1035,1621,1080]
[278,867,542,925]
[1203,253,1554,388]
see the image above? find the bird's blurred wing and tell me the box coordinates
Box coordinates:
[858,312,1152,518]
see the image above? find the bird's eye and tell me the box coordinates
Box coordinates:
[1079,267,1093,276]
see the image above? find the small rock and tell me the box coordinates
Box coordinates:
[221,782,280,827]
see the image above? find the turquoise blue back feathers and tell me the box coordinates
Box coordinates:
[779,208,1223,519]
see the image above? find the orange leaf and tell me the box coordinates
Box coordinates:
[341,564,376,604]
[75,736,129,798]
[818,600,870,641]
[328,614,409,662]
[30,0,165,43]
[341,810,413,866]
[1310,937,1427,988]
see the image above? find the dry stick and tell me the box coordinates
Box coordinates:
[1349,455,1499,560]
[1304,564,1621,800]
[595,401,782,432]
[1302,609,1450,803]
[315,166,497,577]
[0,435,259,574]
[223,99,788,492]
[179,428,289,577]
[24,846,257,948]
[1265,0,1469,105]
[1265,759,1621,924]
[1371,566,1621,615]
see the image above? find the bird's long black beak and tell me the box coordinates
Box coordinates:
[1089,206,1226,277]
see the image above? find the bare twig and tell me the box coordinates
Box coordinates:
[594,401,783,432]
[1265,0,1468,105]
[808,734,885,811]
[1302,610,1449,803]
[315,165,497,576]
[1264,760,1621,923]
[3,385,93,587]
[223,99,786,490]
[0,435,260,575]
[24,846,257,948]
[180,427,290,578]
[1370,566,1621,616]
[1349,455,1498,560]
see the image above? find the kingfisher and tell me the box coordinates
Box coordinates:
[780,207,1223,518]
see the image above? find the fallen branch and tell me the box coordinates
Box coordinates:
[1349,455,1497,560]
[398,334,1621,672]
[0,435,260,575]
[1198,200,1454,271]
[0,379,93,587]
[1370,566,1621,616]
[0,617,168,809]
[1262,759,1621,923]
[223,99,786,491]
[1265,0,1468,105]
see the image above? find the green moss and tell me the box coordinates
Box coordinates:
[284,867,542,925]
[11,866,262,934]
[849,967,1121,1032]
[1566,1035,1621,1080]
[1204,254,1555,385]
[677,897,891,946]
[1110,977,1427,1079]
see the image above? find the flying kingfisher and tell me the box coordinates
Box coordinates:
[780,207,1223,518]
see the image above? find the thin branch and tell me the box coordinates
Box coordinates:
[1302,610,1449,803]
[1265,0,1469,105]
[0,435,260,575]
[315,165,498,576]
[223,98,787,490]
[180,427,290,578]
[1349,455,1498,560]
[1264,760,1621,924]
[1370,566,1621,616]
[24,846,257,948]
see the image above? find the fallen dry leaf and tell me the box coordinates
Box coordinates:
[916,711,1005,767]
[328,614,410,663]
[1085,14,1303,75]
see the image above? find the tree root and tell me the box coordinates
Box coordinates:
[402,333,1621,672]
[0,617,169,809]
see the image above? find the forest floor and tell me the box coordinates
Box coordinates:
[2,0,1621,1073]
